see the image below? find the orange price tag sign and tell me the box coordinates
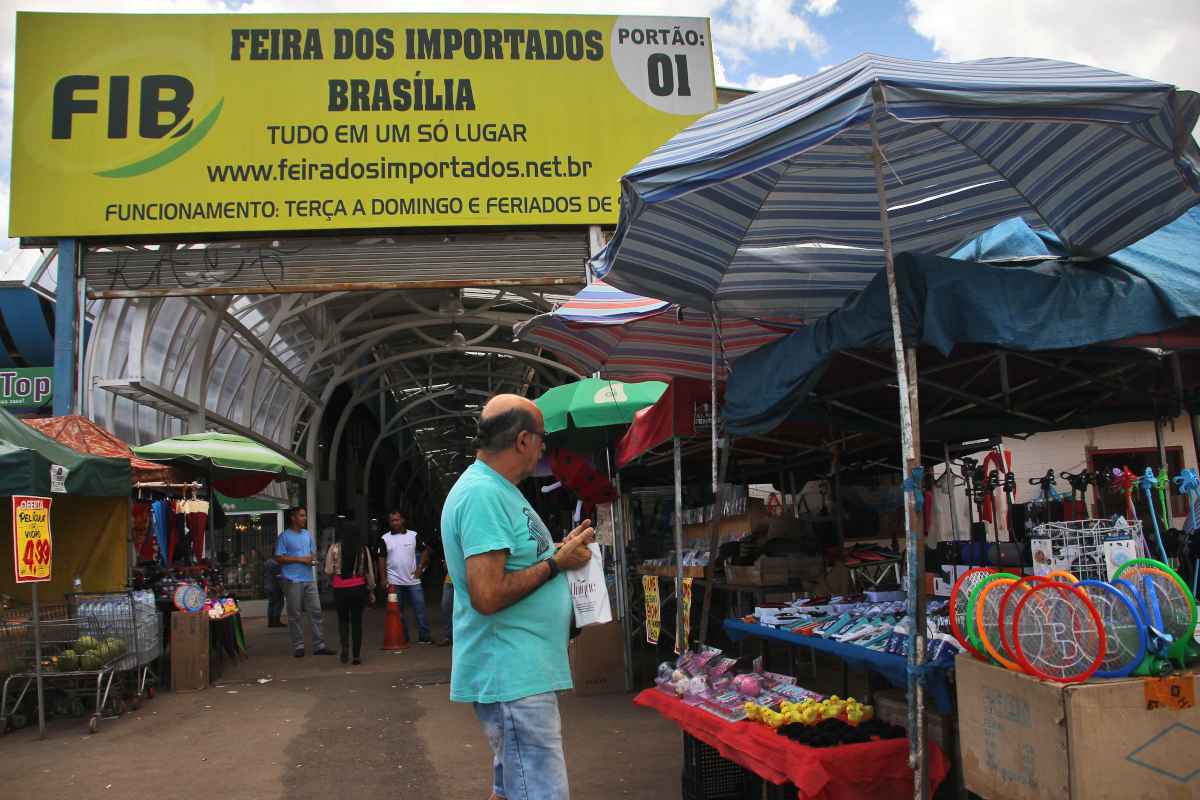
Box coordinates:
[1143,675,1196,711]
[12,495,52,583]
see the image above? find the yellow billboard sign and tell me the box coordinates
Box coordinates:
[10,12,715,239]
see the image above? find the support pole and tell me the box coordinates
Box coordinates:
[1171,353,1200,469]
[672,437,685,651]
[53,240,78,417]
[609,454,635,692]
[871,88,928,800]
[1154,411,1168,472]
[833,451,846,556]
[76,273,87,416]
[32,584,46,739]
[699,441,731,644]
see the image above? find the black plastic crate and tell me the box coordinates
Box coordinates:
[763,782,798,800]
[682,733,762,800]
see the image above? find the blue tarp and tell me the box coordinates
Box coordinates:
[723,619,955,712]
[726,207,1200,435]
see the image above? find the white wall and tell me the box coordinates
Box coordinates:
[1001,414,1200,527]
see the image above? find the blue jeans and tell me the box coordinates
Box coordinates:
[395,584,430,639]
[474,692,569,800]
[282,579,325,653]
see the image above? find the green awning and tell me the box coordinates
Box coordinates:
[133,432,305,479]
[214,491,289,515]
[0,408,131,496]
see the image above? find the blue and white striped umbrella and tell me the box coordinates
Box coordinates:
[593,54,1200,319]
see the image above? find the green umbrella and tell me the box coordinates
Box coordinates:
[133,432,305,479]
[535,378,666,439]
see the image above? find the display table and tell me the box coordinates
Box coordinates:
[635,689,948,800]
[723,620,954,713]
[209,613,246,682]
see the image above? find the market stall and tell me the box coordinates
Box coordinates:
[0,409,131,604]
[131,432,304,690]
[0,408,137,735]
[587,53,1200,799]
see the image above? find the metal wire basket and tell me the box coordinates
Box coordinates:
[67,590,162,700]
[0,615,126,734]
[1030,518,1147,581]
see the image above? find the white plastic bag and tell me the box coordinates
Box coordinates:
[567,543,612,627]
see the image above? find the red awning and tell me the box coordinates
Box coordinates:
[615,379,721,468]
[22,415,180,485]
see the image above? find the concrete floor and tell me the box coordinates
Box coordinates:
[0,606,681,800]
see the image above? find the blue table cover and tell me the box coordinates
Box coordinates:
[724,619,954,712]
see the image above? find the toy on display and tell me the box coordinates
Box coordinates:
[746,596,959,665]
[654,649,821,723]
[954,556,1198,682]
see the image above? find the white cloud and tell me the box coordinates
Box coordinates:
[805,0,839,17]
[745,72,806,91]
[712,51,731,87]
[908,0,1200,92]
[710,0,827,66]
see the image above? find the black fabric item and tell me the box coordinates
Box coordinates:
[334,586,367,658]
[210,499,226,532]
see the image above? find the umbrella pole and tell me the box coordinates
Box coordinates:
[871,92,928,800]
[698,317,721,646]
[673,436,685,653]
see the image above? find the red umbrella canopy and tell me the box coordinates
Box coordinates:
[22,415,179,484]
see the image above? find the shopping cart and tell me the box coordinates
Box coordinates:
[0,614,128,734]
[67,590,162,705]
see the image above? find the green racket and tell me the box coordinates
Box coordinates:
[966,572,1021,663]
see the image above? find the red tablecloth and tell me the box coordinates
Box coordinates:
[635,689,949,800]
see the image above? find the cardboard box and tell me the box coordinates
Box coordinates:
[568,621,625,696]
[170,611,210,692]
[956,654,1200,799]
[872,688,953,753]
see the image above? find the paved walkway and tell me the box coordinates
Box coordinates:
[0,606,680,800]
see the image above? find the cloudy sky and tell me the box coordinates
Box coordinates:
[0,0,1196,250]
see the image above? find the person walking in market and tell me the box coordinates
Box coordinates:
[438,561,454,646]
[275,506,334,658]
[263,548,285,628]
[377,508,434,644]
[323,526,376,664]
[442,394,595,800]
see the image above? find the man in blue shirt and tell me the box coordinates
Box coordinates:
[442,394,594,800]
[275,507,334,658]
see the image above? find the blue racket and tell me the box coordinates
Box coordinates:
[1077,580,1147,678]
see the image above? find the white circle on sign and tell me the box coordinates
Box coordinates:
[610,17,715,116]
[593,383,628,404]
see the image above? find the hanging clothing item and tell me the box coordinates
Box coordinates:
[172,502,187,564]
[548,448,617,517]
[132,501,152,561]
[185,499,211,561]
[151,500,171,565]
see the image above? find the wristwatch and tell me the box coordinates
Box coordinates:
[544,557,562,581]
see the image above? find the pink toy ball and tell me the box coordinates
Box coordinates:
[732,674,762,697]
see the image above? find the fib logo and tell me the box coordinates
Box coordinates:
[51,74,223,178]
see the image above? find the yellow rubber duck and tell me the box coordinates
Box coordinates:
[761,708,787,729]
